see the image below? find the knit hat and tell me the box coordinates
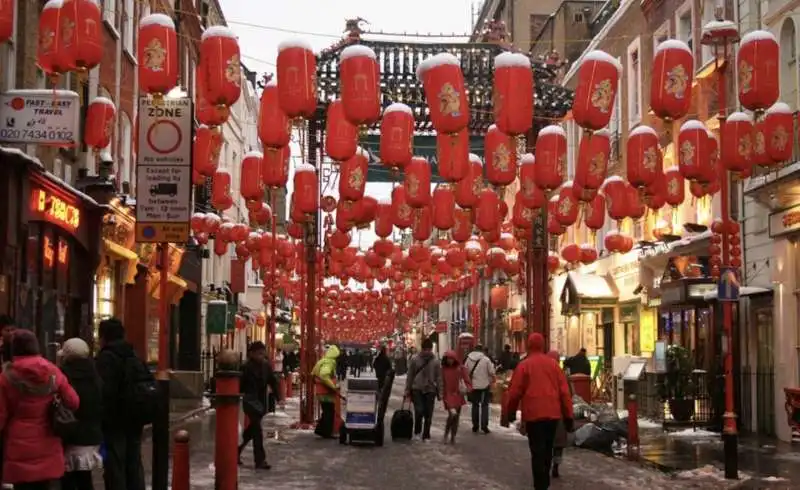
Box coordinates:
[62,337,90,360]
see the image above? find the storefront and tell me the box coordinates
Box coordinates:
[0,147,103,360]
[559,271,618,364]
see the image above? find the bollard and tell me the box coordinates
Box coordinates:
[286,372,294,398]
[214,350,242,490]
[569,374,592,403]
[627,393,639,461]
[172,430,190,490]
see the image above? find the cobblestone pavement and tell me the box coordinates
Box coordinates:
[154,376,755,490]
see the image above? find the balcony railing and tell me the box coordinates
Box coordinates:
[590,0,620,36]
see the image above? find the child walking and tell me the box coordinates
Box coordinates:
[441,350,472,444]
[548,349,569,478]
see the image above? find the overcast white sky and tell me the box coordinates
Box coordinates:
[219,0,478,266]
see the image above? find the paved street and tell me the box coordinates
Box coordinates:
[157,376,751,490]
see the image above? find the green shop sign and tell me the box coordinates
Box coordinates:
[361,134,485,183]
[205,300,228,335]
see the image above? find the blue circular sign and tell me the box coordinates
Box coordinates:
[142,226,156,239]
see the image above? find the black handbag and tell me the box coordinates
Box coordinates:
[48,375,78,438]
[242,393,266,417]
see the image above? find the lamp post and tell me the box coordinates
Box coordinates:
[701,12,740,480]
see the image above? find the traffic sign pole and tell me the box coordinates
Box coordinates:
[152,243,171,490]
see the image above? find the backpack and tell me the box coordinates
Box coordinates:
[120,355,158,427]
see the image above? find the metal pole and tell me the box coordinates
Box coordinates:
[270,191,278,362]
[717,44,739,479]
[152,243,171,490]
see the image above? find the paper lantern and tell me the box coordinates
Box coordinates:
[677,120,711,183]
[554,182,579,226]
[412,205,433,242]
[211,170,233,211]
[650,40,693,121]
[404,157,432,208]
[547,254,561,274]
[195,64,230,126]
[335,199,356,232]
[339,148,369,202]
[258,78,291,149]
[752,119,772,168]
[512,197,536,229]
[437,130,469,182]
[339,45,380,125]
[534,125,567,192]
[484,125,517,187]
[352,196,378,229]
[137,14,178,95]
[574,129,610,202]
[276,38,316,118]
[61,0,103,70]
[584,193,606,231]
[602,176,629,222]
[0,0,13,44]
[83,97,115,150]
[571,50,621,131]
[493,52,533,136]
[261,145,290,188]
[737,30,780,112]
[200,26,242,107]
[391,186,415,229]
[664,168,685,207]
[547,197,566,235]
[417,53,469,134]
[561,244,581,264]
[325,99,358,161]
[214,239,229,257]
[764,102,793,163]
[452,208,472,242]
[380,103,414,168]
[518,153,546,210]
[474,189,501,232]
[627,184,646,220]
[239,152,263,201]
[293,163,318,214]
[580,245,598,265]
[604,230,625,254]
[490,285,509,310]
[375,198,394,238]
[721,112,754,174]
[431,186,456,230]
[455,155,482,209]
[626,125,661,189]
[37,0,69,75]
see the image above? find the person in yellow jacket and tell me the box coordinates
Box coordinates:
[312,345,340,438]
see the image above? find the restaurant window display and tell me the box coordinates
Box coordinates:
[93,267,117,344]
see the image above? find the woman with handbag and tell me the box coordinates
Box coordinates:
[440,350,472,444]
[237,342,279,470]
[0,329,79,490]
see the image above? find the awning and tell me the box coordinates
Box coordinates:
[101,238,139,284]
[701,286,772,301]
[566,271,618,300]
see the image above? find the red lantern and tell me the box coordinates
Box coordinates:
[627,184,646,220]
[194,126,221,177]
[352,196,378,228]
[452,209,472,242]
[191,213,207,234]
[329,230,351,250]
[325,100,358,161]
[721,112,754,174]
[417,53,469,134]
[38,0,70,75]
[604,231,625,254]
[584,193,606,231]
[580,245,598,265]
[512,198,537,229]
[678,120,711,183]
[200,26,242,107]
[455,155,482,208]
[626,125,661,189]
[516,154,543,209]
[211,170,233,211]
[391,186,415,229]
[737,30,780,112]
[258,78,291,149]
[195,65,230,127]
[547,198,566,235]
[339,148,369,202]
[380,103,414,168]
[432,186,456,230]
[664,168,685,208]
[412,206,433,242]
[571,50,621,131]
[437,131,469,182]
[214,239,229,257]
[484,125,517,187]
[240,152,263,201]
[554,183,579,226]
[573,129,610,202]
[752,120,772,168]
[276,38,316,119]
[764,102,793,163]
[490,285,509,310]
[644,176,667,211]
[404,157,431,208]
[0,0,13,44]
[547,254,560,274]
[137,14,178,95]
[262,146,290,188]
[534,125,567,192]
[475,189,500,232]
[83,97,115,150]
[602,177,629,222]
[339,45,380,125]
[61,0,103,70]
[561,244,581,264]
[375,198,394,238]
[293,163,318,214]
[650,39,694,121]
[493,51,533,136]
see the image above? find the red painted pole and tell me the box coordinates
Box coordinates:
[627,394,639,461]
[152,244,171,490]
[303,218,317,425]
[214,352,241,490]
[171,430,190,490]
[270,192,278,362]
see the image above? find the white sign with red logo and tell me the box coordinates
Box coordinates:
[0,89,80,146]
[769,204,800,238]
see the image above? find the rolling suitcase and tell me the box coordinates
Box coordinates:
[390,399,414,441]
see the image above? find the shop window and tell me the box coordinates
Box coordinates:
[94,267,116,344]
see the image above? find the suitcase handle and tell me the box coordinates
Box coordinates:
[401,396,411,411]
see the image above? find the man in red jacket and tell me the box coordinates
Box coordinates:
[505,333,574,490]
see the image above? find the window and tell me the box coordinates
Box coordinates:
[676,1,694,67]
[627,38,642,127]
[653,21,670,53]
[122,0,134,54]
[119,112,133,188]
[780,18,798,109]
[98,87,114,159]
[573,12,584,23]
[566,121,578,179]
[101,0,121,36]
[93,267,116,345]
[700,0,717,66]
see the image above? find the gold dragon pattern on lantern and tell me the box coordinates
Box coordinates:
[590,79,613,113]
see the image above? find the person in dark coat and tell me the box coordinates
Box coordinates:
[565,348,592,376]
[238,342,280,470]
[59,338,104,490]
[372,346,392,392]
[95,318,146,490]
[498,344,515,373]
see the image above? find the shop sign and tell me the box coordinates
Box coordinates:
[0,90,80,146]
[639,309,656,354]
[135,96,192,243]
[769,204,800,238]
[638,242,671,259]
[30,188,81,232]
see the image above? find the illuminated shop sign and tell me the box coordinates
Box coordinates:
[30,188,81,231]
[43,236,69,269]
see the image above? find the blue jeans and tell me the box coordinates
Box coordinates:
[471,388,491,431]
[411,391,436,439]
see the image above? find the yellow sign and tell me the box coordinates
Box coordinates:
[639,308,656,353]
[135,223,190,243]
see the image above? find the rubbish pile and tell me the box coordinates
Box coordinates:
[572,394,628,454]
